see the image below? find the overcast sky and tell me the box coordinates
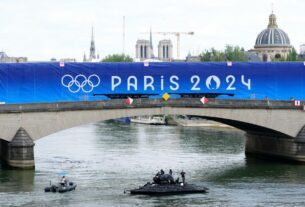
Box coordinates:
[0,0,304,61]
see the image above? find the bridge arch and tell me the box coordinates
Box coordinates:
[2,99,305,168]
[0,105,300,142]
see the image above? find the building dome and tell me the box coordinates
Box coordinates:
[254,13,291,48]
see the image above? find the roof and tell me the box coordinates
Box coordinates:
[254,13,291,48]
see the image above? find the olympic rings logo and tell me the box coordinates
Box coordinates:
[61,74,100,93]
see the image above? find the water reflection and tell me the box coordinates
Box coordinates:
[0,167,34,192]
[209,157,305,184]
[177,127,245,154]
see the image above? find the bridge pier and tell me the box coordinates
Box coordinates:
[0,128,35,169]
[245,131,305,163]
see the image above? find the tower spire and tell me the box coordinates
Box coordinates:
[83,51,87,62]
[89,26,96,60]
[271,2,274,14]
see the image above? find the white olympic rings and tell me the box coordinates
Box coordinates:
[61,74,100,93]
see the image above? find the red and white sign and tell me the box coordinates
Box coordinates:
[59,61,65,67]
[59,61,65,68]
[144,61,149,67]
[294,100,301,106]
[200,96,208,104]
[125,97,134,105]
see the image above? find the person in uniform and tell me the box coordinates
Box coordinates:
[160,169,165,175]
[180,171,186,183]
[61,176,67,186]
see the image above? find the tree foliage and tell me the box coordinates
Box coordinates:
[272,47,301,61]
[199,45,248,62]
[101,54,133,62]
[224,45,247,61]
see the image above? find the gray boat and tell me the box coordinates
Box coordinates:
[45,181,77,193]
[127,170,208,195]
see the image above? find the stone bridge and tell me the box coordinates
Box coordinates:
[1,98,305,169]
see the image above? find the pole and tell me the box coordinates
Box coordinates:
[176,33,180,59]
[123,16,125,55]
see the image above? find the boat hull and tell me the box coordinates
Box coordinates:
[44,183,77,193]
[130,183,208,195]
[58,184,77,193]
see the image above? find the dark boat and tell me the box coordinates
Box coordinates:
[45,181,77,193]
[129,182,208,195]
[127,170,208,195]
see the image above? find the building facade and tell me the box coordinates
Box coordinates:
[0,51,27,63]
[135,39,152,60]
[299,44,305,60]
[158,39,173,61]
[250,12,292,61]
[300,44,305,55]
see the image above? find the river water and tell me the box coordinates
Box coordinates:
[1,121,305,207]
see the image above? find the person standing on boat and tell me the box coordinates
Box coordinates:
[160,169,165,175]
[180,171,186,183]
[169,169,173,176]
[153,171,160,184]
[61,176,67,186]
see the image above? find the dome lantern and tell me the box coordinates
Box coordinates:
[268,13,278,29]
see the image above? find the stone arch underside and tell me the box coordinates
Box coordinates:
[187,115,291,138]
[0,107,303,142]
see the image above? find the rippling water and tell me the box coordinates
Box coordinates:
[1,121,305,207]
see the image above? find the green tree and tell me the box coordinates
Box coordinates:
[199,49,212,62]
[286,47,299,61]
[199,48,225,61]
[211,48,226,61]
[199,45,247,62]
[101,54,133,62]
[224,45,247,61]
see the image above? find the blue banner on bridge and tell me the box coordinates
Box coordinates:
[0,62,304,104]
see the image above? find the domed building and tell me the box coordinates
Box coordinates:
[251,12,292,61]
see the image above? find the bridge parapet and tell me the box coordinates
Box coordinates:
[0,99,302,113]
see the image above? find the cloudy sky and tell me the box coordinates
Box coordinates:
[0,0,304,61]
